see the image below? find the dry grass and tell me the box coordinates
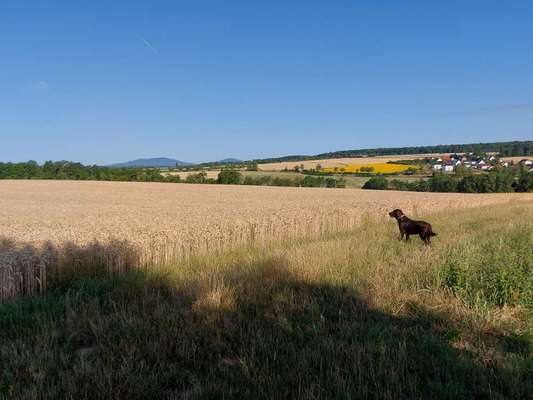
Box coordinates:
[1,179,533,299]
[257,153,446,171]
[1,202,532,398]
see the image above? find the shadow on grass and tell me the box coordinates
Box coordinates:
[1,252,530,399]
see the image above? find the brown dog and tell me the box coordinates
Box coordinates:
[389,209,437,244]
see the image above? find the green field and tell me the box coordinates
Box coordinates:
[1,203,532,399]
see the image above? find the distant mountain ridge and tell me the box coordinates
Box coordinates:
[218,158,242,163]
[110,158,192,168]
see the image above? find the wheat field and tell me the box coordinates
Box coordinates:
[2,179,533,298]
[257,153,445,171]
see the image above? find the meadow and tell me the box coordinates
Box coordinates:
[1,200,532,399]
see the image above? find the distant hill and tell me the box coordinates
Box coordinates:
[218,158,242,163]
[110,158,192,168]
[248,140,533,164]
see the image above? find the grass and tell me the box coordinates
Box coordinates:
[1,203,532,399]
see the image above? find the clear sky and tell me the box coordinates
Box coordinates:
[1,1,532,164]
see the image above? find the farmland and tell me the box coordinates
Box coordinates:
[1,194,532,398]
[2,179,533,299]
[501,156,533,163]
[256,154,444,171]
[322,163,412,174]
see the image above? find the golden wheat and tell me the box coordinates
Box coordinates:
[1,179,532,298]
[257,153,447,171]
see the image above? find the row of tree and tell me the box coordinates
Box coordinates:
[0,161,181,183]
[186,170,345,188]
[363,168,533,193]
[318,140,533,159]
[0,161,345,189]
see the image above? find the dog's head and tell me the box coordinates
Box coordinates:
[388,209,404,219]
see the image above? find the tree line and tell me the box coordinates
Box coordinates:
[0,161,345,188]
[184,170,345,188]
[0,161,180,183]
[242,140,533,165]
[363,167,533,193]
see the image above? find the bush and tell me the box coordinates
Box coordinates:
[430,172,458,192]
[325,178,337,188]
[217,170,242,185]
[301,176,325,187]
[186,172,208,184]
[362,177,389,190]
[514,170,533,192]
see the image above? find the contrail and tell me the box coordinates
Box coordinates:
[141,37,158,54]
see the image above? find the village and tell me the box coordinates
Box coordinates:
[430,153,533,173]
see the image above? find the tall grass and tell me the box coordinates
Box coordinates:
[1,203,532,398]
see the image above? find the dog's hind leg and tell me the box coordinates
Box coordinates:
[405,234,410,241]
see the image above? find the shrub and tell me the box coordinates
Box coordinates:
[186,171,208,184]
[217,170,242,185]
[301,176,325,187]
[362,177,389,190]
[325,178,337,188]
[514,170,533,192]
[430,172,458,192]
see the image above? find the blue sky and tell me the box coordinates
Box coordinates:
[1,1,532,164]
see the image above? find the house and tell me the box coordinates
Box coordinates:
[443,163,454,172]
[451,154,462,161]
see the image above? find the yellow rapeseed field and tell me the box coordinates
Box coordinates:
[322,163,412,174]
[2,180,533,298]
[257,154,444,171]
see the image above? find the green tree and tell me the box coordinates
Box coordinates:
[217,170,242,185]
[362,177,389,190]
